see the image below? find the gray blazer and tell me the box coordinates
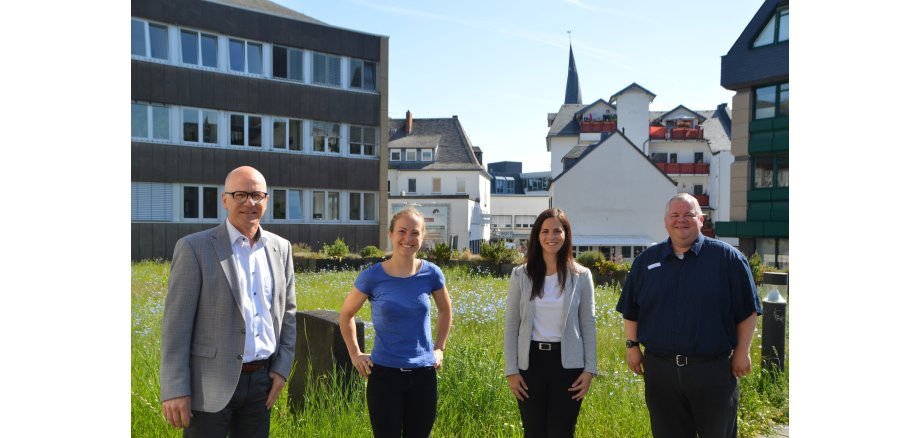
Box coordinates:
[503,263,598,376]
[159,221,297,412]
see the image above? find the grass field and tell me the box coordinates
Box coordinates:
[131,260,788,437]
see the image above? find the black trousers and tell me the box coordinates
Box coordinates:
[366,365,438,438]
[643,351,739,438]
[184,368,272,438]
[517,344,584,438]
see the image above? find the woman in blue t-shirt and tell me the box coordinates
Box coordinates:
[339,208,453,437]
[503,208,598,437]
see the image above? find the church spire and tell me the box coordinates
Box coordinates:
[564,42,582,104]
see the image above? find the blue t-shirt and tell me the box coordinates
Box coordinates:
[354,260,446,368]
[615,234,762,356]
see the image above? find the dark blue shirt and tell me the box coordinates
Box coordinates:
[615,234,762,356]
[354,260,446,368]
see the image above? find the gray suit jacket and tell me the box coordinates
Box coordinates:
[159,221,297,412]
[503,263,598,376]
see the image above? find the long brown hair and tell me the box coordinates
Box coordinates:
[525,208,575,300]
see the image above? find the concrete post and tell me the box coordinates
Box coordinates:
[288,310,364,411]
[761,272,788,372]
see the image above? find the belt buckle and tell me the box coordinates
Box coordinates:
[399,368,413,372]
[675,355,688,367]
[538,342,552,351]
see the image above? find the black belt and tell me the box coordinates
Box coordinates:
[241,359,270,373]
[531,341,561,351]
[646,350,732,367]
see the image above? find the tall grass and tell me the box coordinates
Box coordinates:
[132,261,788,437]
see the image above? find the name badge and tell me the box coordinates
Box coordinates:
[647,262,661,270]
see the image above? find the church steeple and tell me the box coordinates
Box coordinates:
[564,43,582,104]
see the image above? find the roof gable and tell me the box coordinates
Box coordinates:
[574,99,617,120]
[553,131,676,186]
[653,105,709,124]
[610,82,657,102]
[388,117,487,173]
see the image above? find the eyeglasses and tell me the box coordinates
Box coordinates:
[224,191,268,204]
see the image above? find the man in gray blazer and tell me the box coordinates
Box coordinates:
[160,166,297,437]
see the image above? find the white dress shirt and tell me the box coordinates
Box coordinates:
[226,219,276,363]
[532,274,565,342]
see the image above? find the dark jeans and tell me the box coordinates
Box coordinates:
[517,345,584,438]
[643,351,739,438]
[366,365,438,438]
[184,368,272,438]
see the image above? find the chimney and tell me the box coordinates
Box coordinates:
[406,110,413,134]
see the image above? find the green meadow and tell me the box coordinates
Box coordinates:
[132,261,788,437]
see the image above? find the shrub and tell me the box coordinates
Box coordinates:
[428,242,452,265]
[459,248,473,261]
[359,245,385,258]
[594,259,631,276]
[321,238,350,260]
[575,250,605,268]
[748,252,764,284]
[480,241,519,265]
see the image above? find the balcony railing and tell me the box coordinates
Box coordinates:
[654,163,710,174]
[579,120,617,133]
[693,194,710,207]
[649,126,704,140]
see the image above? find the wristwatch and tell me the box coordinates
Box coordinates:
[626,339,640,349]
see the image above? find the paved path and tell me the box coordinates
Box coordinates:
[757,424,789,437]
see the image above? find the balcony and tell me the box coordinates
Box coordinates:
[693,194,709,207]
[579,120,617,133]
[654,162,710,174]
[649,126,704,140]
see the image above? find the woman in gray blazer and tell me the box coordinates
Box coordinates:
[503,208,597,438]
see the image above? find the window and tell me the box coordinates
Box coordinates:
[132,182,172,221]
[456,178,466,193]
[183,185,219,219]
[230,114,262,147]
[669,153,678,163]
[432,177,441,193]
[650,153,668,163]
[493,215,512,228]
[312,122,341,153]
[621,246,632,258]
[693,184,704,196]
[405,149,417,161]
[754,83,789,120]
[312,191,340,220]
[273,45,304,81]
[694,152,704,163]
[273,189,303,220]
[349,192,377,221]
[229,38,263,74]
[390,150,401,161]
[182,108,219,144]
[131,19,168,60]
[273,118,303,151]
[312,52,342,87]
[515,215,536,228]
[753,154,789,189]
[180,29,218,68]
[633,246,644,258]
[132,102,170,141]
[753,6,789,48]
[349,126,378,156]
[408,179,417,193]
[421,149,433,161]
[349,59,377,91]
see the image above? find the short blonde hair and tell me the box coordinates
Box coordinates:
[665,193,703,216]
[389,208,426,234]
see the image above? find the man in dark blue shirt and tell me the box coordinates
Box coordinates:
[616,193,762,438]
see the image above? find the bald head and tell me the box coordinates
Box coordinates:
[225,166,267,191]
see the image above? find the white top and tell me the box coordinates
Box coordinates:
[532,274,565,342]
[226,219,277,363]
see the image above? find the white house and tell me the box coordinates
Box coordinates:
[546,69,734,259]
[387,112,491,253]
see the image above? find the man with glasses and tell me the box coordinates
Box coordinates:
[160,166,297,437]
[615,193,762,438]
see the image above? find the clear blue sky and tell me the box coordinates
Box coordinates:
[277,0,764,172]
